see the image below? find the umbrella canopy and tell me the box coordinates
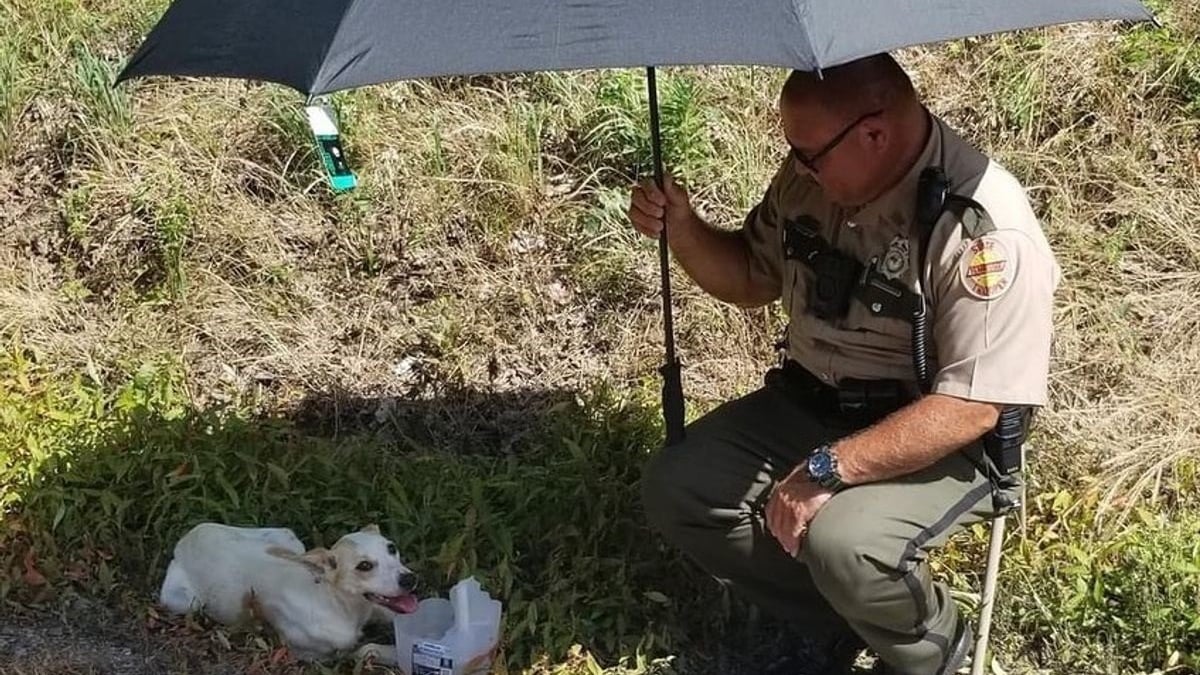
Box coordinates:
[117,0,1153,96]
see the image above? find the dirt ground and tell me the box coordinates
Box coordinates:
[0,595,292,675]
[0,593,883,675]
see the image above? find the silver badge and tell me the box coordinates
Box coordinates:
[880,236,910,280]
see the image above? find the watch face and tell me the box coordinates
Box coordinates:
[809,451,832,478]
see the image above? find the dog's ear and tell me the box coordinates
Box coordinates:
[267,546,336,579]
[360,523,381,535]
[298,547,337,578]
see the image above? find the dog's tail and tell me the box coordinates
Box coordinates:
[159,558,199,614]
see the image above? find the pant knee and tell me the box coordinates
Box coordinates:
[804,517,897,612]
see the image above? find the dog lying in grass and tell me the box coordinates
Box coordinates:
[159,522,418,663]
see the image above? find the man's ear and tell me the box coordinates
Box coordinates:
[360,523,381,535]
[861,119,889,154]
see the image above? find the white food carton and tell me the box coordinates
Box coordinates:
[393,576,502,675]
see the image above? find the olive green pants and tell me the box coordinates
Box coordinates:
[641,371,1008,675]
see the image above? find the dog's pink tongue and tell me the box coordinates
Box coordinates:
[382,594,420,614]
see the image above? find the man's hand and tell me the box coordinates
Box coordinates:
[625,173,778,307]
[765,467,835,557]
[628,174,698,241]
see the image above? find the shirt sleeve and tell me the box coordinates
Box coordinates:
[929,229,1059,406]
[740,162,792,294]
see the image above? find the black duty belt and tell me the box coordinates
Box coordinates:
[769,360,918,426]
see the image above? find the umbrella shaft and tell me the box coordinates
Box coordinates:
[647,66,685,446]
[646,67,676,363]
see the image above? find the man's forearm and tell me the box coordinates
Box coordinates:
[668,213,777,307]
[833,394,1001,486]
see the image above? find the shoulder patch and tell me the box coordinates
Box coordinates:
[959,234,1016,300]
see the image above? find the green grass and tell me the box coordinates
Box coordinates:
[0,24,23,160]
[0,346,716,671]
[1119,3,1200,115]
[72,43,131,135]
[6,348,1200,674]
[995,493,1200,673]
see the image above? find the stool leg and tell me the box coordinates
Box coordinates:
[970,514,1007,675]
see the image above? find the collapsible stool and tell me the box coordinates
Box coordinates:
[969,443,1029,675]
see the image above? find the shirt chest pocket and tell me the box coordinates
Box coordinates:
[845,292,913,342]
[782,258,814,318]
[843,267,921,347]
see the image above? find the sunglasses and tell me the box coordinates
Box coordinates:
[789,109,884,173]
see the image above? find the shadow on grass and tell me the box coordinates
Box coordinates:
[1,357,763,671]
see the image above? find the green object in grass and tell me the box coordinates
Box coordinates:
[305,102,356,192]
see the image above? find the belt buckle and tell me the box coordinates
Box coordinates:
[837,378,908,416]
[836,381,869,414]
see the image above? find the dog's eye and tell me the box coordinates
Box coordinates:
[356,561,375,572]
[387,544,397,556]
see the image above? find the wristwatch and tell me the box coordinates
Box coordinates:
[805,444,846,491]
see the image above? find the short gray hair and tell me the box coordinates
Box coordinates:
[781,53,916,118]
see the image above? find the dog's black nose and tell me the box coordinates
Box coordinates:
[398,573,418,592]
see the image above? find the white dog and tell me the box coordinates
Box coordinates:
[159,522,418,662]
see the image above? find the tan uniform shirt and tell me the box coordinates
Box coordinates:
[743,113,1061,407]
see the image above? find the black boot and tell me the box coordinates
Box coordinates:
[873,619,973,675]
[763,629,868,675]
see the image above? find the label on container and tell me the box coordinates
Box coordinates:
[412,641,454,675]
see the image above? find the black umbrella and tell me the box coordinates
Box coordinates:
[116,0,1154,447]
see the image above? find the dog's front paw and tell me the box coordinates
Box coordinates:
[355,643,398,667]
